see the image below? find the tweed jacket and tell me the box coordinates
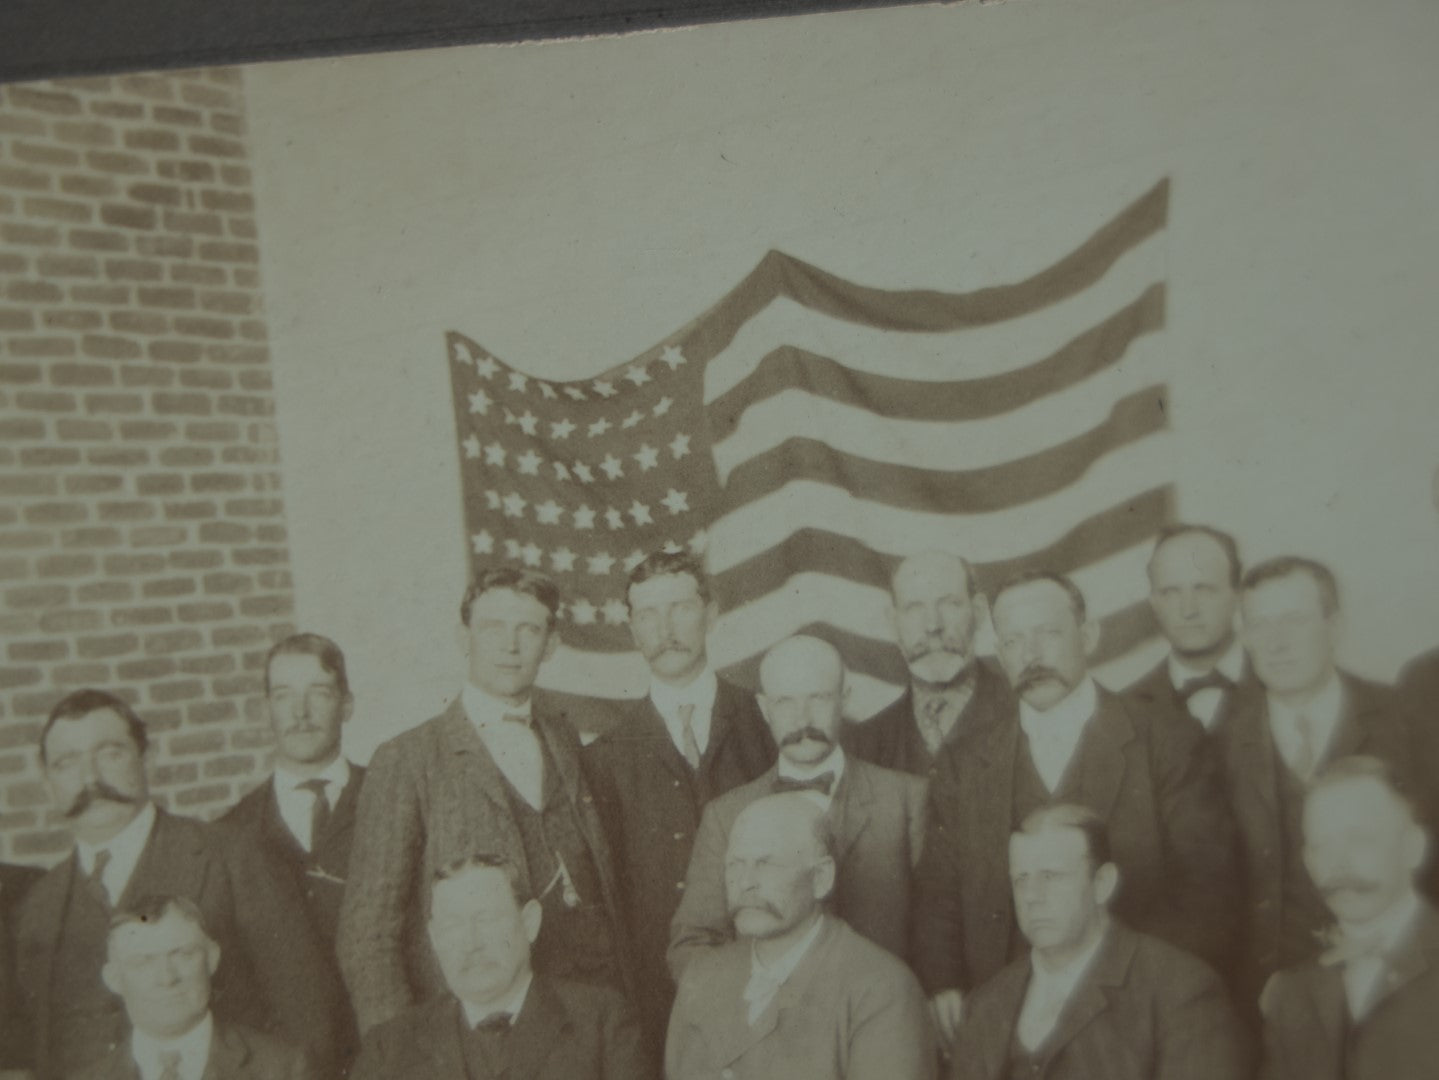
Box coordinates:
[69,1021,313,1080]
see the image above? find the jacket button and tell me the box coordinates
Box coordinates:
[676,881,685,891]
[673,832,685,841]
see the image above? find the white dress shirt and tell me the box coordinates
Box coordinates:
[650,667,718,761]
[1017,922,1108,1051]
[463,682,545,809]
[775,745,847,809]
[460,970,534,1028]
[744,912,826,1023]
[1018,677,1099,794]
[272,757,352,851]
[1167,639,1246,730]
[76,800,157,905]
[1267,672,1344,779]
[1335,889,1422,1021]
[131,1010,213,1080]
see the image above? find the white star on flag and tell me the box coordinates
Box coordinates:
[521,542,543,567]
[471,530,494,554]
[628,501,652,526]
[586,552,615,575]
[623,550,646,573]
[503,539,521,560]
[535,500,563,525]
[516,412,538,436]
[652,397,672,417]
[516,449,543,476]
[588,418,612,438]
[484,490,501,510]
[621,410,644,430]
[564,386,588,401]
[660,345,685,369]
[573,506,596,529]
[474,355,499,379]
[601,599,629,625]
[605,508,625,530]
[669,433,690,459]
[551,547,576,572]
[553,462,570,481]
[634,445,659,471]
[508,372,529,393]
[624,363,651,387]
[661,489,689,515]
[592,380,616,398]
[550,418,576,440]
[502,492,527,518]
[484,443,507,467]
[572,463,594,483]
[462,436,481,458]
[600,454,624,480]
[468,390,491,415]
[538,382,558,400]
[570,598,598,624]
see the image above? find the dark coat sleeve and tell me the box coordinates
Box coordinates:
[597,989,656,1080]
[0,862,44,1070]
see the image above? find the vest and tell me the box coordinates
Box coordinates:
[1275,755,1334,966]
[49,867,126,1076]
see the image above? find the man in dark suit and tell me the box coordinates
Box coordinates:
[73,895,312,1080]
[666,794,935,1080]
[16,688,345,1080]
[953,804,1248,1080]
[0,860,43,1071]
[1123,524,1253,736]
[352,853,650,1080]
[844,551,1013,780]
[912,571,1238,1055]
[667,634,926,978]
[338,567,630,1034]
[1217,556,1415,1009]
[581,551,773,1057]
[1260,756,1438,1080]
[1396,648,1439,898]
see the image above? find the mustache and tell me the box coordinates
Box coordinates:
[64,782,140,818]
[779,726,834,749]
[728,900,782,921]
[1015,664,1065,691]
[1320,876,1381,897]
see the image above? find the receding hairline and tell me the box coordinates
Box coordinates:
[730,793,835,863]
[889,551,978,599]
[757,634,845,691]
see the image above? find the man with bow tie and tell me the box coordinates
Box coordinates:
[952,804,1248,1080]
[667,634,926,979]
[1259,756,1439,1080]
[666,794,934,1080]
[912,570,1239,1057]
[338,568,631,1034]
[1123,525,1254,736]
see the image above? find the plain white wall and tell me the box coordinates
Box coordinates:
[243,0,1439,761]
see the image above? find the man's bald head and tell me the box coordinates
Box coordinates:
[724,793,836,941]
[757,636,848,767]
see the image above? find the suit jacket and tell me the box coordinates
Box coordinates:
[69,1020,313,1080]
[1214,671,1414,998]
[911,687,1239,994]
[1259,901,1439,1080]
[1397,649,1439,899]
[581,678,773,1052]
[1122,654,1258,739]
[953,922,1249,1080]
[337,694,631,1033]
[0,861,43,1069]
[15,809,345,1080]
[350,975,652,1080]
[843,660,1012,780]
[667,756,926,980]
[666,915,935,1080]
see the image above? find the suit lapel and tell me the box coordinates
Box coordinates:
[1231,694,1281,817]
[1073,693,1133,821]
[1301,963,1350,1060]
[829,760,873,860]
[259,779,309,862]
[977,964,1028,1079]
[1369,903,1439,1016]
[638,697,696,786]
[201,1022,251,1080]
[1038,925,1133,1061]
[971,719,1020,974]
[118,808,194,911]
[1322,676,1371,766]
[435,705,513,817]
[31,855,79,1060]
[721,917,835,1065]
[507,976,568,1078]
[320,762,364,856]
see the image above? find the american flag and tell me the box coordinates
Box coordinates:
[447,179,1173,718]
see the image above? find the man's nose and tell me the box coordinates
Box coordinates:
[1179,591,1199,618]
[77,753,100,784]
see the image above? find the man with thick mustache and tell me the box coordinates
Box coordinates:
[1259,757,1439,1080]
[14,689,346,1079]
[667,634,926,978]
[845,551,1013,780]
[911,571,1239,1056]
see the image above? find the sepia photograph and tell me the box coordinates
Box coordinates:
[1,0,1438,1077]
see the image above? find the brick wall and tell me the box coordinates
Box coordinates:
[0,69,292,864]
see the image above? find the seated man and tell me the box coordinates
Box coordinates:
[666,794,934,1080]
[953,804,1249,1080]
[74,895,311,1080]
[352,854,650,1080]
[1259,757,1439,1080]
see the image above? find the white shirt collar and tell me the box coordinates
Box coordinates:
[1338,889,1422,958]
[749,911,825,978]
[775,744,847,790]
[1167,638,1246,691]
[131,1010,213,1080]
[1029,920,1108,1001]
[650,667,718,757]
[459,970,534,1028]
[1018,676,1098,740]
[1267,671,1344,764]
[462,681,533,729]
[77,800,157,902]
[274,756,351,799]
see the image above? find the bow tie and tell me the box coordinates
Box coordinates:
[1178,671,1232,701]
[472,1011,513,1033]
[500,712,531,727]
[773,772,835,797]
[1318,925,1390,967]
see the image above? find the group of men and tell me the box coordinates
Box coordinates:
[1,525,1438,1080]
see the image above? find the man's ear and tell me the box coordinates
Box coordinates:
[541,627,559,662]
[454,623,471,659]
[1093,861,1120,907]
[204,940,222,977]
[811,856,837,904]
[521,898,543,945]
[1080,619,1101,659]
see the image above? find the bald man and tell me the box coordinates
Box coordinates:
[666,794,934,1080]
[668,635,926,979]
[846,552,1013,780]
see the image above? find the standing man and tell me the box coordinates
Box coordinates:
[666,794,935,1080]
[352,855,650,1080]
[1124,525,1253,735]
[0,860,43,1072]
[667,635,926,978]
[912,571,1238,1055]
[954,805,1248,1080]
[1259,757,1438,1080]
[845,551,1013,780]
[15,689,345,1079]
[582,551,773,1058]
[338,567,630,1034]
[1218,556,1414,1009]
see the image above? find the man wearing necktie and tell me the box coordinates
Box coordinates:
[1123,525,1255,737]
[912,571,1239,1057]
[15,690,346,1080]
[1215,557,1415,1014]
[666,794,934,1080]
[338,568,631,1034]
[1259,756,1439,1080]
[351,854,649,1080]
[667,634,926,980]
[581,551,773,1059]
[71,896,312,1080]
[843,551,1014,781]
[952,804,1248,1080]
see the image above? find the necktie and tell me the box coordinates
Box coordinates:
[1178,670,1232,701]
[473,1011,512,1032]
[157,1049,182,1080]
[297,779,331,848]
[773,772,835,797]
[917,694,949,756]
[677,703,702,770]
[88,847,113,907]
[1017,976,1066,1051]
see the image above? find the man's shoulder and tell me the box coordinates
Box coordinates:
[369,701,468,759]
[542,974,634,1025]
[816,918,925,999]
[213,1020,309,1069]
[847,756,925,803]
[1339,669,1403,716]
[219,777,273,828]
[704,768,776,819]
[1399,647,1439,698]
[1120,656,1174,702]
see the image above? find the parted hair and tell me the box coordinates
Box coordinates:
[431,853,532,911]
[1147,523,1243,587]
[41,688,148,764]
[1241,554,1340,614]
[1308,755,1422,826]
[460,566,561,628]
[990,569,1088,623]
[625,549,711,608]
[264,632,351,698]
[107,894,215,953]
[1016,803,1113,871]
